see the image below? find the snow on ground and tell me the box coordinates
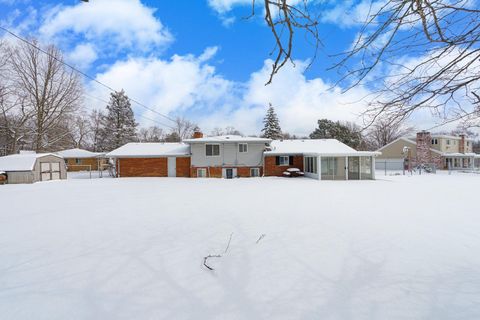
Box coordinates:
[1,173,479,319]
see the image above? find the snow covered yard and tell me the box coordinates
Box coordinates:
[1,173,479,320]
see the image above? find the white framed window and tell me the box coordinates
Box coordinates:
[75,158,82,165]
[431,138,438,145]
[446,139,450,145]
[250,168,260,177]
[467,141,470,146]
[304,156,317,174]
[278,156,289,165]
[197,168,207,177]
[206,144,220,157]
[239,143,248,153]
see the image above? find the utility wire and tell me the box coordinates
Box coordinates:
[0,25,177,124]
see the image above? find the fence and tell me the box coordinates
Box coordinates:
[375,159,438,176]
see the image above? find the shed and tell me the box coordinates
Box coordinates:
[106,143,191,177]
[0,152,67,184]
[56,148,106,171]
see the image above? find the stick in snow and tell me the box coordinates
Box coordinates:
[256,234,266,244]
[203,233,234,271]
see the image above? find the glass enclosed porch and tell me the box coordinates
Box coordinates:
[303,154,376,180]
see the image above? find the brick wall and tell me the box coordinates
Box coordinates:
[118,158,167,177]
[191,166,262,178]
[176,157,191,177]
[459,135,465,154]
[264,155,303,176]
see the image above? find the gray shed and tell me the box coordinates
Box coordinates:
[0,152,67,184]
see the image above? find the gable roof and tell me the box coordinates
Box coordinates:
[265,139,380,156]
[56,148,104,159]
[183,135,271,143]
[106,143,190,158]
[0,153,63,171]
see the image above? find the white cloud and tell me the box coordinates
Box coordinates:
[207,0,252,14]
[67,43,98,70]
[87,47,373,136]
[321,0,386,28]
[39,0,172,55]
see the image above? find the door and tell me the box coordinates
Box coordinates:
[348,157,360,180]
[51,162,61,180]
[226,168,233,179]
[168,157,176,177]
[40,163,51,181]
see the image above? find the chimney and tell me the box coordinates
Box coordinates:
[459,134,465,154]
[416,131,432,165]
[193,130,203,139]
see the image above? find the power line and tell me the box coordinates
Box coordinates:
[83,92,175,130]
[0,25,177,124]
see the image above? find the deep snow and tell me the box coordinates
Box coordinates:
[0,173,479,319]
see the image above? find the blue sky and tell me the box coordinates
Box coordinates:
[0,0,440,135]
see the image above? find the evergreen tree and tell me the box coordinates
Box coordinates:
[261,104,282,139]
[98,90,137,151]
[310,119,364,149]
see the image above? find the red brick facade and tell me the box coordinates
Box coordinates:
[117,158,168,177]
[190,166,262,178]
[264,155,304,176]
[176,157,191,177]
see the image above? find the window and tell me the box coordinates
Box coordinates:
[431,139,438,145]
[304,156,317,174]
[75,158,82,165]
[446,140,450,145]
[197,168,207,177]
[467,141,470,146]
[278,156,289,166]
[206,144,220,156]
[321,157,337,175]
[239,143,248,153]
[250,168,260,177]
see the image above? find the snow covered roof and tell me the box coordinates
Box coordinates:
[56,148,104,159]
[442,152,480,157]
[183,135,271,143]
[106,143,191,158]
[0,153,63,171]
[265,139,380,156]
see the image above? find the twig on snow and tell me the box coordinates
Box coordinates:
[203,233,234,271]
[256,234,266,244]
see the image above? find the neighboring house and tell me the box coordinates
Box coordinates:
[377,131,480,170]
[56,148,106,171]
[106,143,191,177]
[183,133,271,178]
[107,131,380,180]
[0,151,67,184]
[264,139,380,180]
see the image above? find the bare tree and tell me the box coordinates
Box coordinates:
[137,126,164,142]
[258,1,480,127]
[365,116,414,150]
[88,109,104,152]
[8,39,83,152]
[67,115,91,149]
[172,116,196,141]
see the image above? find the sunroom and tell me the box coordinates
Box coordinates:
[266,139,381,180]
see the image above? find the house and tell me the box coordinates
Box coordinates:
[0,151,67,184]
[377,131,480,170]
[183,133,272,178]
[106,143,191,177]
[264,139,380,180]
[107,131,380,180]
[56,148,106,171]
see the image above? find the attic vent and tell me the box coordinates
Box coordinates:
[225,137,230,139]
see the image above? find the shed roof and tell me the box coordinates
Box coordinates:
[0,153,63,171]
[183,135,271,143]
[106,143,190,158]
[265,139,380,156]
[56,148,104,158]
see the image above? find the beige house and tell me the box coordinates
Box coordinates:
[377,132,479,170]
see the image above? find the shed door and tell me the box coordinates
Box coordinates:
[51,162,61,180]
[168,157,176,177]
[41,163,51,181]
